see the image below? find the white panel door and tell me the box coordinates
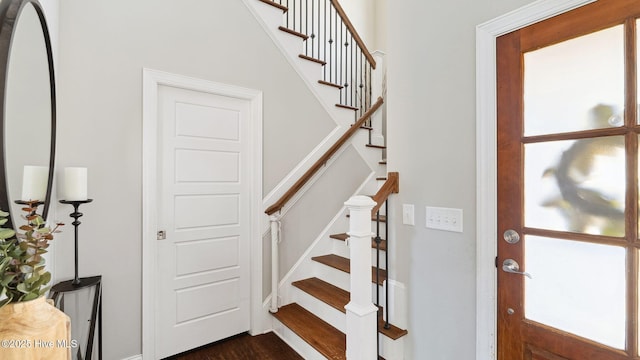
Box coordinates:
[155,84,251,358]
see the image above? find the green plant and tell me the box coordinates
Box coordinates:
[0,202,63,307]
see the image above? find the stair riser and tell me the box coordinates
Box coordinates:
[331,240,388,269]
[292,286,346,333]
[312,261,387,306]
[314,261,351,291]
[379,334,405,359]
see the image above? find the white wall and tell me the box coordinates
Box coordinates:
[385,0,533,358]
[47,0,568,358]
[338,0,386,52]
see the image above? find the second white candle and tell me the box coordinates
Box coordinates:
[64,167,88,201]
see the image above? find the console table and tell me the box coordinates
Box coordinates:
[50,275,102,360]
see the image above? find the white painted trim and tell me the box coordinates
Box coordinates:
[141,68,265,359]
[262,125,341,210]
[475,1,596,359]
[120,356,142,360]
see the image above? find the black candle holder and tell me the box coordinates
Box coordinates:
[60,199,93,286]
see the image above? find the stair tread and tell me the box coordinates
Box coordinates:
[330,233,387,251]
[292,277,409,340]
[278,26,308,40]
[318,79,343,89]
[346,214,387,222]
[336,103,359,111]
[299,54,326,65]
[292,277,349,313]
[379,318,409,340]
[311,254,387,285]
[273,303,346,360]
[366,144,386,149]
[258,0,288,12]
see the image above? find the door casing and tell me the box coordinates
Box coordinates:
[475,0,596,358]
[141,68,265,359]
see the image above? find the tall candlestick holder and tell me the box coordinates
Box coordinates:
[60,199,93,286]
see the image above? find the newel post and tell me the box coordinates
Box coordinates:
[344,195,378,360]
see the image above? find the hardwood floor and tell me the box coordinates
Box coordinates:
[166,332,303,360]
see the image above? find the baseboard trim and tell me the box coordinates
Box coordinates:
[121,355,142,360]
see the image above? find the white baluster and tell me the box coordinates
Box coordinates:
[269,214,281,313]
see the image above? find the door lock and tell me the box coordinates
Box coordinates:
[503,229,520,244]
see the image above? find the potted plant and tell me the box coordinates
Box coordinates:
[0,202,70,360]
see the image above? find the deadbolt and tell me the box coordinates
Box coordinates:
[503,229,520,244]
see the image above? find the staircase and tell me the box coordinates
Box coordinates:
[244,0,407,358]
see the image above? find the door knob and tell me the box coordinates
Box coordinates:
[502,259,532,279]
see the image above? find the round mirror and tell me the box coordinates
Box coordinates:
[0,0,56,230]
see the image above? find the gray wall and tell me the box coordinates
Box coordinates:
[386,0,533,359]
[46,0,565,358]
[54,1,348,358]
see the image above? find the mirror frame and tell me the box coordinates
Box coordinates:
[0,0,56,230]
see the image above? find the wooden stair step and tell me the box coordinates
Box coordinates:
[379,160,387,165]
[273,303,346,360]
[299,54,326,65]
[258,0,288,12]
[347,214,387,222]
[330,233,387,251]
[292,277,349,313]
[278,26,308,40]
[378,317,409,340]
[366,144,386,150]
[376,176,387,181]
[311,254,387,285]
[292,277,409,340]
[318,80,343,89]
[336,103,359,111]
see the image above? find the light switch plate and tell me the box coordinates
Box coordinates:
[402,204,415,225]
[426,206,463,232]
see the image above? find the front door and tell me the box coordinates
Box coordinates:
[155,84,251,358]
[497,0,640,358]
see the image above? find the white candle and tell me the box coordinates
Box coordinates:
[64,167,88,201]
[21,165,48,201]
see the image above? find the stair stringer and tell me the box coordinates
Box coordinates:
[244,0,385,206]
[241,0,357,128]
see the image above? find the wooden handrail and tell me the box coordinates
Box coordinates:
[265,96,384,215]
[371,172,399,216]
[330,0,377,69]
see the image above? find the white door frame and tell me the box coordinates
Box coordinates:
[475,0,596,359]
[141,68,265,359]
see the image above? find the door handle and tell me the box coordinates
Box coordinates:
[502,259,532,279]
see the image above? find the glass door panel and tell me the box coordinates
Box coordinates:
[524,136,626,236]
[524,25,624,136]
[525,235,626,349]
